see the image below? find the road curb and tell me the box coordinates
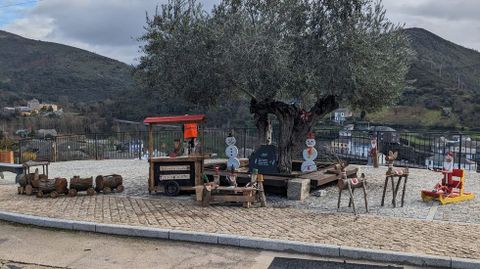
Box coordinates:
[0,210,479,269]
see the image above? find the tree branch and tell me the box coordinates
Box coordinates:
[309,95,339,119]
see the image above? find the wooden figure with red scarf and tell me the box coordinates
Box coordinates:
[301,132,318,172]
[381,151,409,207]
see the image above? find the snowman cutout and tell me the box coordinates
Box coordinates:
[225,134,240,171]
[301,132,318,172]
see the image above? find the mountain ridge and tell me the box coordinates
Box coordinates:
[0,29,135,106]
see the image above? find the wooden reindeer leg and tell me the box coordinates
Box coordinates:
[347,182,356,215]
[393,176,402,208]
[401,175,408,207]
[362,183,368,213]
[391,176,396,207]
[337,189,342,210]
[381,176,388,206]
[348,188,355,207]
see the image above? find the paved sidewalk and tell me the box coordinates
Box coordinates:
[0,185,479,260]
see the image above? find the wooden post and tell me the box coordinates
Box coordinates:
[258,174,267,207]
[148,124,154,194]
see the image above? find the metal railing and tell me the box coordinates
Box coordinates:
[18,128,480,171]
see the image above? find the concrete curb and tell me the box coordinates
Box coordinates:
[0,210,479,269]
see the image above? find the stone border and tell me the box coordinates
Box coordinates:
[0,211,478,269]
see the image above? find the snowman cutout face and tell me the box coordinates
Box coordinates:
[225,136,236,146]
[306,138,316,148]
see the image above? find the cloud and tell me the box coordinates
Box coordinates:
[2,0,219,64]
[2,0,480,63]
[383,0,480,52]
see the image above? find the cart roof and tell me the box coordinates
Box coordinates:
[143,114,206,125]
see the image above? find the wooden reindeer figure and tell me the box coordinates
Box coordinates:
[336,161,368,214]
[381,151,409,207]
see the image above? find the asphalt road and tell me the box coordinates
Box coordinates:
[0,221,436,269]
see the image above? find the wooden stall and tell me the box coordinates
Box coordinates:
[144,115,206,196]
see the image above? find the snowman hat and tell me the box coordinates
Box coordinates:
[307,132,315,139]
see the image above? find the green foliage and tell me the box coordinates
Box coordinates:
[0,30,135,105]
[135,0,412,112]
[363,28,480,129]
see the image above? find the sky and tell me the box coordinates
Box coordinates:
[0,0,479,65]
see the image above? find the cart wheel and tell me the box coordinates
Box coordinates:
[25,185,33,196]
[50,191,59,199]
[68,189,78,197]
[164,181,180,196]
[116,185,124,193]
[18,186,24,195]
[36,191,44,198]
[103,187,112,194]
[87,188,95,196]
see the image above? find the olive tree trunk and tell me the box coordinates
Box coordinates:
[250,96,338,173]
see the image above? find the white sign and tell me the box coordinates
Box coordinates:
[159,174,190,180]
[159,165,190,171]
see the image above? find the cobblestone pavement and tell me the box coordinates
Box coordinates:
[0,160,479,259]
[1,184,480,260]
[6,159,475,224]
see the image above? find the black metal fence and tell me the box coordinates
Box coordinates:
[18,128,480,171]
[18,128,259,162]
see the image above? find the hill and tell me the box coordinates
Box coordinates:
[368,28,480,129]
[1,28,480,130]
[0,30,135,106]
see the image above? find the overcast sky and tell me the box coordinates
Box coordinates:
[1,0,479,64]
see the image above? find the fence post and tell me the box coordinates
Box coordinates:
[243,127,247,158]
[458,134,462,169]
[95,133,98,160]
[19,140,23,164]
[138,131,142,160]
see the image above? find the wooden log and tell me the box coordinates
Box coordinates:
[38,178,56,193]
[25,185,33,196]
[95,174,123,192]
[70,176,94,192]
[54,177,68,194]
[68,188,78,197]
[34,177,67,198]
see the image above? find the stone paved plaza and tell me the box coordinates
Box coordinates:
[0,159,480,260]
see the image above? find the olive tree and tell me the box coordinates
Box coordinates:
[136,0,411,173]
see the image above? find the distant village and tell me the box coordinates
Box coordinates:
[2,99,63,117]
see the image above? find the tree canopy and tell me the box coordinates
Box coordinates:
[136,0,412,172]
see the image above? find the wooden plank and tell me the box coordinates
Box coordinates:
[204,169,292,181]
[213,186,256,192]
[210,195,256,203]
[150,156,205,162]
